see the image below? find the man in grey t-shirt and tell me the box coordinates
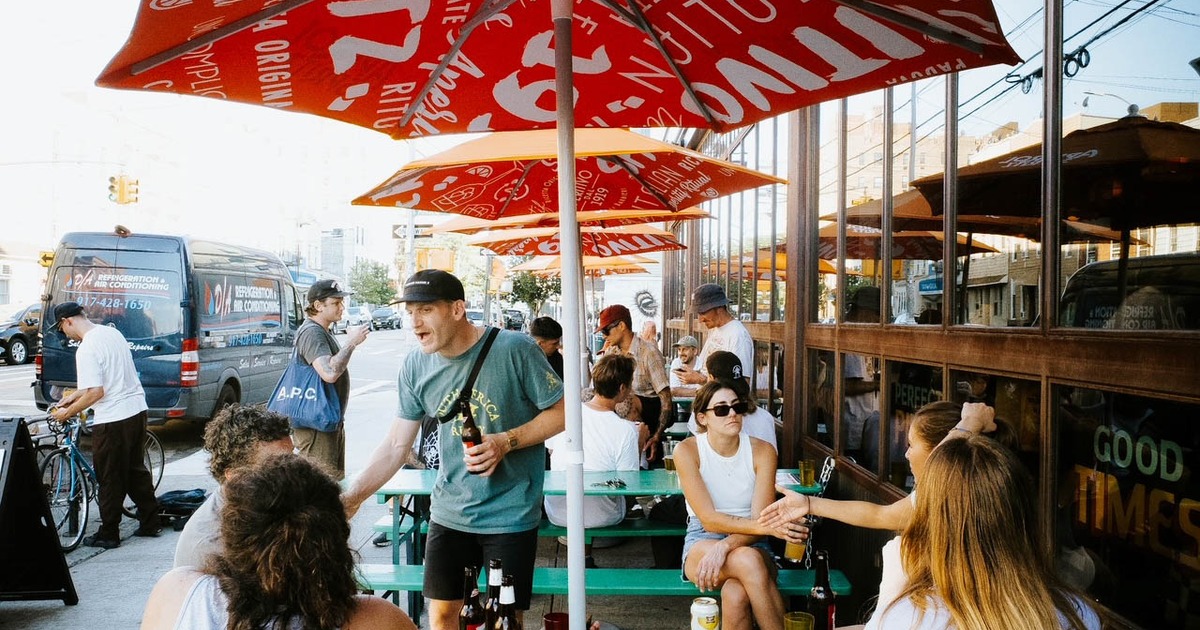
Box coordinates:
[343,270,564,630]
[293,279,368,479]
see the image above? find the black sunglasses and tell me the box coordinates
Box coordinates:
[601,321,621,336]
[700,401,750,417]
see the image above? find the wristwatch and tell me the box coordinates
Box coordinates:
[505,430,519,450]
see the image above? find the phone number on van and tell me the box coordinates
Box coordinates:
[73,296,155,310]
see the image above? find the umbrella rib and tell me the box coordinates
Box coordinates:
[829,0,986,55]
[606,155,678,211]
[130,0,315,76]
[596,0,718,129]
[496,161,538,218]
[397,0,518,131]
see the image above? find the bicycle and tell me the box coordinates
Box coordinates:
[38,411,165,551]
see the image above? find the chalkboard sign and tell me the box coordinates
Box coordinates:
[0,417,78,605]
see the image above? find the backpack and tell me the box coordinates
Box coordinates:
[157,488,208,531]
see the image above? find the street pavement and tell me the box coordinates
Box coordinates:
[0,331,692,629]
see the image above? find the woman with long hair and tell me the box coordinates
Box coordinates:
[141,453,415,630]
[675,381,796,630]
[866,436,1101,629]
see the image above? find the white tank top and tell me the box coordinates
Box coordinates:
[175,574,313,630]
[686,433,756,518]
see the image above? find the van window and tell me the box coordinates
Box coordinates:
[196,274,285,348]
[51,265,182,339]
[1059,254,1200,331]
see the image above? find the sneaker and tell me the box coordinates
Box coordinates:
[372,532,391,547]
[83,534,120,549]
[134,526,163,538]
[557,536,569,546]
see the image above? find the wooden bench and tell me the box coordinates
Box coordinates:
[357,564,852,597]
[373,516,686,543]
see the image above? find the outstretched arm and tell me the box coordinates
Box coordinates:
[342,418,420,517]
[760,488,914,533]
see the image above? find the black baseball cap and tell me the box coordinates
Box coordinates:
[399,269,465,303]
[306,279,352,304]
[49,302,85,330]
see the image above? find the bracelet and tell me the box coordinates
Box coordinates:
[951,426,974,435]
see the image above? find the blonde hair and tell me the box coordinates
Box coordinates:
[888,436,1095,630]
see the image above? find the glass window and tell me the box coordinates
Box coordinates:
[51,265,183,339]
[840,351,881,466]
[1054,386,1200,627]
[886,361,944,490]
[949,369,1042,469]
[806,349,836,450]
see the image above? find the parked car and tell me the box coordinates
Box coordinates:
[371,306,403,330]
[503,309,526,331]
[466,309,485,326]
[0,303,41,364]
[334,305,372,334]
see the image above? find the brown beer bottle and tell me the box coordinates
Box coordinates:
[461,406,484,475]
[459,566,485,630]
[807,550,837,630]
[493,574,521,630]
[483,558,503,628]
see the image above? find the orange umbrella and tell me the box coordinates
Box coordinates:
[817,223,998,260]
[512,255,651,277]
[431,208,710,235]
[467,226,683,257]
[354,129,782,220]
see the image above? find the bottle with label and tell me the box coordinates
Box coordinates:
[807,550,837,630]
[690,596,720,630]
[461,406,484,475]
[459,566,485,630]
[484,558,503,628]
[493,574,521,630]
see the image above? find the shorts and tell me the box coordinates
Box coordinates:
[680,516,774,582]
[423,521,539,608]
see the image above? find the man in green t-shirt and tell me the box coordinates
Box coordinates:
[343,270,564,630]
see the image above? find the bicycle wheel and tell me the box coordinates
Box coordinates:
[40,449,90,552]
[123,431,165,518]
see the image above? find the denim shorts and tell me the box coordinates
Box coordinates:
[680,516,775,582]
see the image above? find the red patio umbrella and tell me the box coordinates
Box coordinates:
[96,1,1020,138]
[467,225,683,257]
[430,207,710,235]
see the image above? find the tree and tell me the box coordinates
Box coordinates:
[348,260,396,307]
[509,271,560,316]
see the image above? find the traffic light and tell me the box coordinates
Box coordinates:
[125,178,139,203]
[108,175,124,203]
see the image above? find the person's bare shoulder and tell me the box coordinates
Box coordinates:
[346,594,419,630]
[141,568,203,630]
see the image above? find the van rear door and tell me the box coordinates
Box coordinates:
[41,247,185,412]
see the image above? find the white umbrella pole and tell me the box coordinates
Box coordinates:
[552,1,587,628]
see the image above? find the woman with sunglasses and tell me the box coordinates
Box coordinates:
[675,381,797,630]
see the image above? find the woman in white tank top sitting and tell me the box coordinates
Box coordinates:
[675,381,796,630]
[140,453,415,630]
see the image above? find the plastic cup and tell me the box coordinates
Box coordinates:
[784,611,815,630]
[543,612,569,630]
[798,459,816,487]
[783,540,807,564]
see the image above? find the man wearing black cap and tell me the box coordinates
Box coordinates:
[596,303,672,463]
[293,279,369,479]
[343,269,564,630]
[675,283,754,387]
[49,301,160,548]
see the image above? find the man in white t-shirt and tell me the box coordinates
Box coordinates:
[545,354,641,568]
[674,284,754,388]
[668,335,700,394]
[49,301,160,549]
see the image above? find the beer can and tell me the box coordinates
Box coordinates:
[691,596,720,630]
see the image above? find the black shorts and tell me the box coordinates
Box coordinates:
[423,521,539,608]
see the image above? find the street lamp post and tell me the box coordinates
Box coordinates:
[1082,91,1139,117]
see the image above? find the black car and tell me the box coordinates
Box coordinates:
[503,309,526,331]
[0,303,41,364]
[371,306,403,330]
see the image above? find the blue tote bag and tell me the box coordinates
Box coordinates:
[267,350,342,433]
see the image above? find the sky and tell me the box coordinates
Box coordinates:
[2,1,1196,267]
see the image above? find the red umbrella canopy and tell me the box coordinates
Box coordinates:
[96,0,1020,137]
[913,116,1200,230]
[429,207,710,235]
[466,225,683,257]
[354,128,779,219]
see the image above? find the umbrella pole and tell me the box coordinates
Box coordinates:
[552,1,587,626]
[958,233,974,324]
[1116,228,1131,307]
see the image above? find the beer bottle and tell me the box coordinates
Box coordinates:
[461,405,484,475]
[493,574,521,630]
[807,550,836,630]
[459,566,485,630]
[484,558,503,628]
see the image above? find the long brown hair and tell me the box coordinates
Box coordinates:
[210,453,358,630]
[888,436,1095,630]
[910,400,1017,452]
